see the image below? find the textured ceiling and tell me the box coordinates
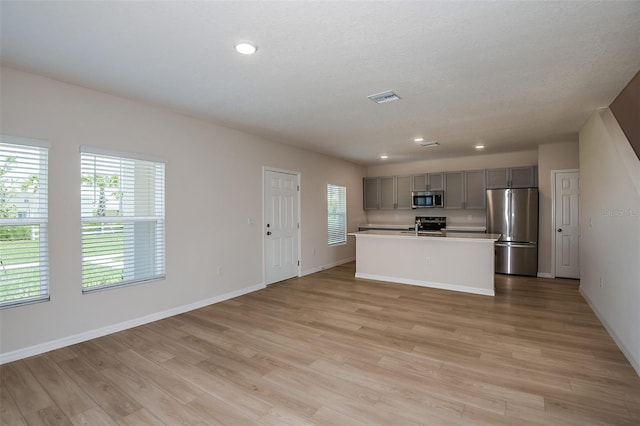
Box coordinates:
[1,1,639,165]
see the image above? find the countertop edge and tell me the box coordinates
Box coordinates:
[443,226,487,232]
[358,224,488,232]
[348,230,500,243]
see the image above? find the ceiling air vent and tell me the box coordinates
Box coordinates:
[420,141,440,148]
[367,90,401,104]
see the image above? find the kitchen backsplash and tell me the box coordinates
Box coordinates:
[364,209,487,227]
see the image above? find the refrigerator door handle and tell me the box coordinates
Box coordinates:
[495,242,537,248]
[507,190,512,239]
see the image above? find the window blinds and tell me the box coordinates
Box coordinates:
[327,184,347,245]
[0,140,49,308]
[80,149,165,291]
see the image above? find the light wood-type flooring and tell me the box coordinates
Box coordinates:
[1,262,639,425]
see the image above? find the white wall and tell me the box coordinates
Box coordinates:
[579,108,640,374]
[0,67,366,360]
[365,151,538,227]
[537,141,580,276]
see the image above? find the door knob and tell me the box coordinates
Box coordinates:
[557,228,562,232]
[267,231,272,235]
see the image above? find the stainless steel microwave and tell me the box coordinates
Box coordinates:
[412,190,444,208]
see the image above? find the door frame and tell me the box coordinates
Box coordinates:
[550,168,579,279]
[262,166,301,285]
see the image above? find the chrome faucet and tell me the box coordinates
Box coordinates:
[415,219,420,235]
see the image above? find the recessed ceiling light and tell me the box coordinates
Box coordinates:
[234,41,257,55]
[380,155,388,159]
[475,144,486,150]
[413,137,424,143]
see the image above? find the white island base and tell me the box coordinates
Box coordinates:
[350,230,501,296]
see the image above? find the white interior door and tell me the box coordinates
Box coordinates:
[554,171,580,278]
[264,169,299,285]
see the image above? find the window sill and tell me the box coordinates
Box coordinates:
[82,275,166,295]
[0,295,50,310]
[328,242,347,247]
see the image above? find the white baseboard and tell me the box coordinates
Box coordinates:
[355,273,495,297]
[0,282,265,365]
[537,272,554,278]
[579,287,640,377]
[301,257,355,277]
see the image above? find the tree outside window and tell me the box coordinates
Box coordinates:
[80,150,165,291]
[0,140,49,307]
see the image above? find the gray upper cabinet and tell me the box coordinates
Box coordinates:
[464,169,486,209]
[427,173,444,190]
[510,166,537,188]
[445,170,485,209]
[444,172,464,209]
[379,176,396,209]
[412,173,443,191]
[363,177,379,210]
[365,176,412,210]
[486,168,509,188]
[412,174,427,191]
[368,165,535,210]
[396,175,412,209]
[486,166,537,188]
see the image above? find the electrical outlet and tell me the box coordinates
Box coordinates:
[216,266,223,276]
[467,215,473,221]
[599,277,604,288]
[247,217,254,225]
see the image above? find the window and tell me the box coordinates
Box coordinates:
[0,138,49,308]
[327,183,347,245]
[80,147,165,292]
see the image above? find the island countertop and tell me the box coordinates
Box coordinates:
[357,224,488,233]
[349,230,499,296]
[349,229,501,242]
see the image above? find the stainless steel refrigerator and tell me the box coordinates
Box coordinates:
[486,188,539,276]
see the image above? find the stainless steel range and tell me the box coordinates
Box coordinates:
[414,216,446,232]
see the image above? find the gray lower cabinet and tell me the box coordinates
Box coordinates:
[444,170,486,209]
[486,166,537,188]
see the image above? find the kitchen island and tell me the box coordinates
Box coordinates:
[349,230,501,296]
